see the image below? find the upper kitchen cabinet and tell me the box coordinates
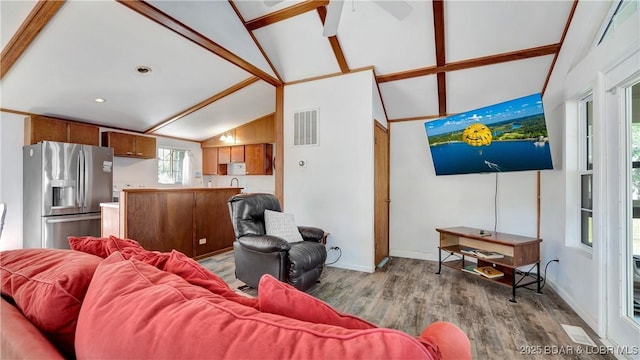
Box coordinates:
[24,115,99,146]
[217,145,244,164]
[102,131,156,159]
[230,145,245,163]
[245,144,273,175]
[202,147,218,175]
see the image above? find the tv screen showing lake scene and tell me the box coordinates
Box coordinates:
[424,93,553,176]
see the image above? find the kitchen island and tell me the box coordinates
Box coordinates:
[101,187,241,259]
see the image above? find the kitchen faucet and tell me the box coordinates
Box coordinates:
[230,177,239,187]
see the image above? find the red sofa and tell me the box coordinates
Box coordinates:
[0,236,471,359]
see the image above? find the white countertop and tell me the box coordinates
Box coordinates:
[100,202,119,208]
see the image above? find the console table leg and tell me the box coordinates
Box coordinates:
[509,274,517,303]
[436,247,442,275]
[536,262,542,294]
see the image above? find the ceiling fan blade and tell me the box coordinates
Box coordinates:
[322,0,344,37]
[373,0,413,21]
[264,0,284,7]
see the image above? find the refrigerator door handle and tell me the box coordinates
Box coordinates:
[79,149,86,210]
[51,205,77,211]
[76,152,82,209]
[45,214,101,223]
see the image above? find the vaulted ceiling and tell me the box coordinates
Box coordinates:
[0,0,577,142]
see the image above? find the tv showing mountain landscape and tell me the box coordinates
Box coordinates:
[424,93,553,176]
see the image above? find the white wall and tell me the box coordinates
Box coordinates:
[389,120,539,261]
[373,81,388,128]
[539,0,639,344]
[0,113,203,250]
[0,112,25,250]
[284,70,376,272]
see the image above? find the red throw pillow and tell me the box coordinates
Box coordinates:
[68,235,142,258]
[0,249,103,359]
[76,253,438,359]
[258,274,376,330]
[118,247,259,309]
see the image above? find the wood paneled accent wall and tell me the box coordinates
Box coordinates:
[201,113,275,148]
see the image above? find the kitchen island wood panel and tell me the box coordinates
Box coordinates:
[119,187,241,259]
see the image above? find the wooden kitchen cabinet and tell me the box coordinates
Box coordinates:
[25,115,99,146]
[134,135,157,158]
[202,147,218,175]
[102,131,156,159]
[194,189,239,257]
[122,190,193,255]
[68,122,100,145]
[213,144,272,176]
[245,143,273,175]
[217,146,244,164]
[218,146,231,164]
[119,188,241,258]
[231,145,245,162]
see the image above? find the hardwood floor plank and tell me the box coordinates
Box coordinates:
[199,251,615,359]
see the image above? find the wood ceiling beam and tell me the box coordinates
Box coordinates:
[317,6,349,73]
[542,0,579,96]
[432,0,446,116]
[245,0,329,31]
[118,0,281,87]
[274,85,284,205]
[145,76,260,134]
[388,114,447,123]
[0,1,65,80]
[376,43,561,84]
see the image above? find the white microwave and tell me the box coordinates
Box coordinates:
[228,162,246,175]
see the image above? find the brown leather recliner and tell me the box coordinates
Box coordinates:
[227,193,327,291]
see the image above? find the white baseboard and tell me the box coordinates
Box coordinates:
[389,249,438,262]
[327,262,374,273]
[546,278,601,335]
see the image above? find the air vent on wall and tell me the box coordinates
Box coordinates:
[293,109,319,146]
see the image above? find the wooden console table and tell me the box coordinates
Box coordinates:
[436,226,542,302]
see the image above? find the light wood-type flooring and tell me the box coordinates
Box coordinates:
[199,251,616,359]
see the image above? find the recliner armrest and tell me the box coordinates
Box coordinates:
[297,226,325,242]
[237,235,291,253]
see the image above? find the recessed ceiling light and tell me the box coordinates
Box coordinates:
[94,98,106,103]
[136,65,152,74]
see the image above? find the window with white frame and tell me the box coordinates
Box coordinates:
[597,0,638,45]
[580,95,594,247]
[157,147,186,184]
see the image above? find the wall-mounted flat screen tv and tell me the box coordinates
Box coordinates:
[424,93,553,176]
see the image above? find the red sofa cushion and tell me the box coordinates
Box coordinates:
[0,249,102,359]
[68,235,142,258]
[76,252,438,359]
[0,297,64,359]
[118,246,259,309]
[258,274,376,329]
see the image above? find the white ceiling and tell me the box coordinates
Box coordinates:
[0,0,576,143]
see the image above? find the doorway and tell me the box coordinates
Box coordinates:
[606,68,640,349]
[374,121,390,268]
[625,81,640,325]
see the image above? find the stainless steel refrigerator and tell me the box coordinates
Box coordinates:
[23,141,113,249]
